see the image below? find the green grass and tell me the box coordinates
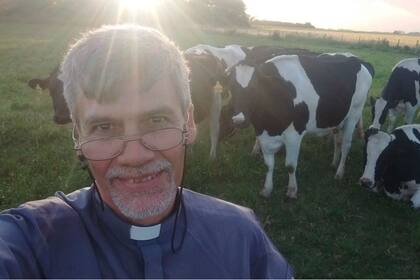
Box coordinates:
[1,20,419,278]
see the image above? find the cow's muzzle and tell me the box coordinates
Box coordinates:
[232,112,249,129]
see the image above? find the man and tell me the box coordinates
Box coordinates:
[0,25,293,278]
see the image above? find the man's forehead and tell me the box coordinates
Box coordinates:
[75,77,184,123]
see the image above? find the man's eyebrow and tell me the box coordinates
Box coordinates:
[141,106,180,118]
[82,106,181,127]
[83,116,117,128]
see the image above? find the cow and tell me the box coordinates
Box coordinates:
[228,46,321,155]
[226,53,374,198]
[185,44,320,159]
[360,124,420,208]
[370,58,420,132]
[27,67,71,124]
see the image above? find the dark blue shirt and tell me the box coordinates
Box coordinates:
[0,187,293,278]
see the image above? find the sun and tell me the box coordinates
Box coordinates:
[119,0,162,12]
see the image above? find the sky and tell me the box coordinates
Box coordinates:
[243,0,420,33]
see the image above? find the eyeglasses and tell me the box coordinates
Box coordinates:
[74,127,186,161]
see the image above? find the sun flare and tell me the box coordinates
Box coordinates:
[119,0,162,12]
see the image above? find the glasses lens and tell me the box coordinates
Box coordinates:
[142,128,183,150]
[79,128,184,160]
[81,138,123,160]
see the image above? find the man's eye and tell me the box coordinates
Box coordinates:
[89,123,116,136]
[150,116,170,124]
[94,123,112,131]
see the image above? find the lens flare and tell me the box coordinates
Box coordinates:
[119,0,161,12]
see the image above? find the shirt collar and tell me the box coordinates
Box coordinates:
[92,187,186,247]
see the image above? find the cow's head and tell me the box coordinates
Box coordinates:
[360,129,395,191]
[225,61,259,128]
[28,68,71,125]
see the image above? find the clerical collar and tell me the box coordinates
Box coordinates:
[130,224,161,241]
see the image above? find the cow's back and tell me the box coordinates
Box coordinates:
[266,55,368,130]
[382,58,420,103]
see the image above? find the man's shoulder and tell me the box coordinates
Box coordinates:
[182,188,260,229]
[0,187,92,226]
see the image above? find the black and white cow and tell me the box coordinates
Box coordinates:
[27,67,71,124]
[184,44,320,159]
[360,124,420,208]
[370,58,420,132]
[227,53,373,198]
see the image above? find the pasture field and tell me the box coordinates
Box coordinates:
[250,23,420,49]
[1,20,420,278]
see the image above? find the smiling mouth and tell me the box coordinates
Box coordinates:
[110,170,168,191]
[130,172,161,183]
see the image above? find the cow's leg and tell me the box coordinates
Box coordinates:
[331,130,342,168]
[261,152,275,198]
[404,103,416,124]
[387,109,397,133]
[251,138,261,156]
[284,131,303,199]
[411,189,420,208]
[259,132,283,198]
[335,118,357,179]
[356,116,364,139]
[209,92,222,160]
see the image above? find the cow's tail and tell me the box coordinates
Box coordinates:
[362,62,375,78]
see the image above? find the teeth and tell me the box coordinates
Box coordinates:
[130,173,157,183]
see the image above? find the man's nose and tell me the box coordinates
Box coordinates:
[116,139,156,166]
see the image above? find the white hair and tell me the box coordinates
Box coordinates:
[59,24,190,120]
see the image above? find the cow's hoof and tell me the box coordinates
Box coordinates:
[286,189,297,199]
[335,172,344,180]
[260,189,272,198]
[251,150,260,157]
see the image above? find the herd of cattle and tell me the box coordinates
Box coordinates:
[27,44,420,208]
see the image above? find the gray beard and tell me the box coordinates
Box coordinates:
[109,179,177,221]
[105,160,178,222]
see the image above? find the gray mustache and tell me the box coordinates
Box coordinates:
[106,160,172,180]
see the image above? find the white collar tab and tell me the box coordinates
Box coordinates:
[130,224,161,241]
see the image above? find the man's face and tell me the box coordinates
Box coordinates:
[75,76,195,225]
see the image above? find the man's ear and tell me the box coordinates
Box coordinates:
[72,125,85,162]
[184,104,197,145]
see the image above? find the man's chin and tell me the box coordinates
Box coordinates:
[109,185,177,223]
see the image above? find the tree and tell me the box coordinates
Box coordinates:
[181,0,249,27]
